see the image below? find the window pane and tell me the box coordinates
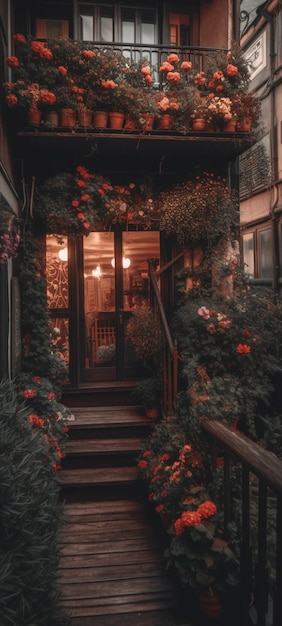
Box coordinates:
[122,9,135,42]
[46,236,69,308]
[259,228,272,278]
[140,9,155,44]
[242,233,255,277]
[81,15,94,41]
[101,16,113,41]
[50,318,69,369]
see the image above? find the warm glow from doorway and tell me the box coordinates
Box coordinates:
[111,257,131,269]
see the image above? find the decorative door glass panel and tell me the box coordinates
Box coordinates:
[83,232,115,370]
[46,235,69,309]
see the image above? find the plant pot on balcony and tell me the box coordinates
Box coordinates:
[237,116,252,132]
[28,108,42,126]
[224,118,237,132]
[78,108,92,127]
[109,111,125,129]
[196,587,224,619]
[93,111,108,129]
[140,113,155,131]
[60,108,77,127]
[158,113,173,130]
[44,110,59,127]
[191,118,206,132]
[124,115,138,130]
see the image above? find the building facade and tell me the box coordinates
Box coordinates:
[1,0,252,386]
[239,0,282,288]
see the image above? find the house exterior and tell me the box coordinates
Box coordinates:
[239,0,282,288]
[1,0,253,388]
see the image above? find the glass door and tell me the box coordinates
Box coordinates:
[82,229,160,381]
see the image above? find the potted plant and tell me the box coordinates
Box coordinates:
[132,376,162,417]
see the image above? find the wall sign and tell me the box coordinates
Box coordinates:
[245,30,266,80]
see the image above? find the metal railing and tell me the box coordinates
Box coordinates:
[88,41,227,88]
[202,419,282,626]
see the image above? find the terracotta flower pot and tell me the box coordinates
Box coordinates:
[237,116,253,132]
[158,113,173,130]
[224,118,237,132]
[191,118,206,131]
[109,111,125,129]
[28,108,42,126]
[145,407,160,419]
[140,113,155,131]
[93,111,108,129]
[78,108,92,127]
[196,588,223,619]
[60,108,76,127]
[124,115,138,130]
[44,110,59,127]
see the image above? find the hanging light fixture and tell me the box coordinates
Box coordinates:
[58,247,68,262]
[111,257,131,269]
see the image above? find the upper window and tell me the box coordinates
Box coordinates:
[79,3,157,44]
[242,224,273,280]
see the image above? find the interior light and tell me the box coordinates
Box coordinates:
[111,257,131,268]
[58,247,68,262]
[92,265,102,278]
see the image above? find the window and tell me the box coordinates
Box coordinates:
[169,13,190,46]
[36,19,69,38]
[242,224,273,280]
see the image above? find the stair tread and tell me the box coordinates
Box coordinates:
[65,437,145,455]
[66,406,148,429]
[59,466,139,486]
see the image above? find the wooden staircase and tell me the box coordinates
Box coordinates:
[58,387,189,626]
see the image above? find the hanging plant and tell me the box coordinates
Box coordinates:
[33,165,159,235]
[159,172,239,246]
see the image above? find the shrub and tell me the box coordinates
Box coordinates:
[0,379,70,625]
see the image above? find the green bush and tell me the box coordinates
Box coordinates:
[0,379,70,626]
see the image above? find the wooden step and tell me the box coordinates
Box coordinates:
[66,405,150,439]
[65,437,145,456]
[59,466,139,487]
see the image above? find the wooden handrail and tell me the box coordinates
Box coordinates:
[149,266,178,413]
[201,419,282,626]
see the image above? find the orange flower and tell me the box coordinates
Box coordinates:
[174,510,202,535]
[145,74,154,84]
[181,61,192,71]
[29,414,44,427]
[82,49,96,58]
[141,65,151,75]
[101,79,116,90]
[167,71,180,84]
[226,63,238,76]
[40,89,56,105]
[159,61,174,73]
[31,41,45,53]
[167,53,179,64]
[39,47,53,60]
[236,343,251,354]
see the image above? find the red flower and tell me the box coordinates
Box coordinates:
[137,460,147,469]
[77,212,85,220]
[58,66,67,76]
[6,56,19,68]
[197,500,217,519]
[83,222,90,229]
[155,504,164,513]
[6,94,18,106]
[47,392,55,400]
[97,188,105,195]
[81,194,90,202]
[13,33,26,44]
[23,389,36,398]
[39,47,53,60]
[242,329,251,338]
[148,493,155,501]
[28,414,44,427]
[31,376,42,383]
[143,451,151,458]
[236,343,251,354]
[72,200,79,208]
[77,179,86,188]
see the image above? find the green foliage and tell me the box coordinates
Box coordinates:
[159,172,238,246]
[126,305,162,370]
[0,379,70,626]
[132,377,162,410]
[171,288,282,437]
[19,228,68,391]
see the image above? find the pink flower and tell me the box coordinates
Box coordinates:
[198,306,210,319]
